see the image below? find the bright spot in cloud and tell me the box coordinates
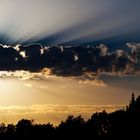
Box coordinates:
[19,51,26,58]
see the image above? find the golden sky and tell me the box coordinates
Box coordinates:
[0,71,138,125]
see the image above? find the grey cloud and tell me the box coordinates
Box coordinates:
[127,43,140,64]
[0,43,139,77]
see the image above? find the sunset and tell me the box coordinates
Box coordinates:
[0,0,140,139]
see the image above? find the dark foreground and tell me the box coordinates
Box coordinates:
[0,93,140,140]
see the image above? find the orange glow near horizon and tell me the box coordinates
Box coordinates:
[0,71,139,124]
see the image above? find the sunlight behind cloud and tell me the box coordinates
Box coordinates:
[0,71,139,125]
[0,71,138,106]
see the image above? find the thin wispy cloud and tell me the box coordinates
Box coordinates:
[0,104,125,125]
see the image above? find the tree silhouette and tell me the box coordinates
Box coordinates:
[0,93,140,139]
[16,119,34,138]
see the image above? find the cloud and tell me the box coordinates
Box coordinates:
[0,70,55,81]
[0,104,125,125]
[127,42,140,64]
[0,43,140,78]
[78,79,106,87]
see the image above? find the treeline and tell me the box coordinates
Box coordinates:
[0,93,140,139]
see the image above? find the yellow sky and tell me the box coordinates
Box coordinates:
[0,72,138,125]
[0,104,125,125]
[0,76,134,106]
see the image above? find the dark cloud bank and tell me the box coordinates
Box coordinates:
[0,43,140,76]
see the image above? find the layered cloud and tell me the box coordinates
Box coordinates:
[0,104,125,125]
[0,43,140,78]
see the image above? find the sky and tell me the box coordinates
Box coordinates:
[0,0,140,125]
[0,0,140,45]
